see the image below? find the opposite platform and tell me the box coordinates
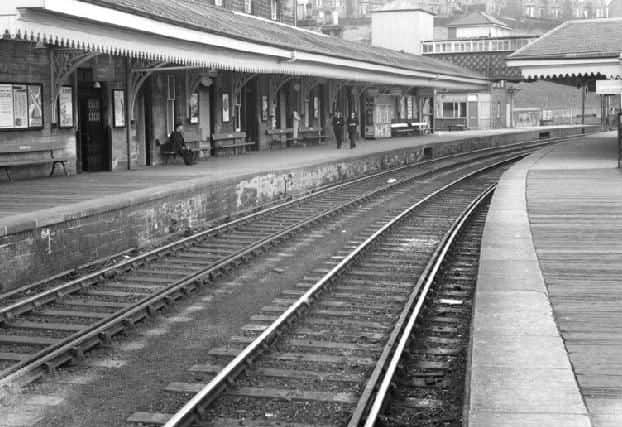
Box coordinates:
[0,126,585,292]
[469,132,622,427]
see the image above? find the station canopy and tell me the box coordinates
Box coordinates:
[0,0,488,90]
[507,17,622,81]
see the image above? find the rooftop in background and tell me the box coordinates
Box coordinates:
[447,11,512,29]
[509,17,622,60]
[371,0,434,14]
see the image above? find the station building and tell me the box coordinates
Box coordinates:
[0,0,487,181]
[507,17,622,131]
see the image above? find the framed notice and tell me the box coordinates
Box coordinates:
[112,89,126,128]
[313,96,319,120]
[222,92,230,123]
[28,84,43,128]
[0,84,14,129]
[58,85,74,128]
[189,92,199,124]
[261,95,268,122]
[12,84,28,129]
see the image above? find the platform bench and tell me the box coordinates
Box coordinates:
[0,141,71,182]
[212,131,255,156]
[299,127,328,145]
[390,122,413,137]
[448,124,467,131]
[266,128,293,150]
[159,141,202,164]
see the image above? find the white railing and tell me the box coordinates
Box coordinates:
[421,36,538,54]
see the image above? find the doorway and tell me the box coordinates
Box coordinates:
[143,79,154,166]
[242,78,258,147]
[78,70,110,171]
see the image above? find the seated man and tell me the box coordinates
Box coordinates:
[169,122,197,166]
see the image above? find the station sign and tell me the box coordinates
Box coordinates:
[596,80,622,94]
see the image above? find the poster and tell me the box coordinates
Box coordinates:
[313,96,319,119]
[113,89,125,128]
[261,95,268,122]
[58,86,74,128]
[189,92,199,124]
[28,84,43,128]
[0,84,14,128]
[222,93,230,123]
[12,84,28,129]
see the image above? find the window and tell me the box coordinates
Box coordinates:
[271,0,278,20]
[244,0,252,13]
[442,102,466,118]
[214,0,223,6]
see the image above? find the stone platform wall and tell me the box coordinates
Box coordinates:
[0,127,587,291]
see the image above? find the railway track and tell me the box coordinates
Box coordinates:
[360,189,489,427]
[129,158,504,427]
[0,134,570,393]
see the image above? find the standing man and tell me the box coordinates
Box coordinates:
[332,111,344,149]
[347,112,358,149]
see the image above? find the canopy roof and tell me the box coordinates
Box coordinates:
[507,18,622,80]
[0,0,488,89]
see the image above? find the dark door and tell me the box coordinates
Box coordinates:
[79,88,108,171]
[242,80,258,146]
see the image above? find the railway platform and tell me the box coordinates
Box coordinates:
[468,132,621,427]
[0,126,586,292]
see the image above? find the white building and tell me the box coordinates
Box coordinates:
[447,11,512,39]
[370,0,434,55]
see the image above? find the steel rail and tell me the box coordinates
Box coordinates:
[351,185,495,427]
[0,133,578,389]
[0,132,576,316]
[0,140,543,387]
[0,132,567,321]
[162,155,518,427]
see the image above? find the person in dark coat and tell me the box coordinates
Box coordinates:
[332,112,345,149]
[347,112,358,149]
[169,122,197,166]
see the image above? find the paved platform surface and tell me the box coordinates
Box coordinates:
[529,133,622,427]
[469,132,621,427]
[0,127,568,224]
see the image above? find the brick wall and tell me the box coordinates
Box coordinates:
[0,126,588,291]
[0,41,77,181]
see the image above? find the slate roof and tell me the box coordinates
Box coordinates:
[79,0,483,79]
[448,12,510,29]
[509,18,622,60]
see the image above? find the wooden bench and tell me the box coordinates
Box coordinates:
[390,121,431,137]
[298,127,328,145]
[159,141,202,165]
[390,122,414,137]
[0,141,71,182]
[448,124,467,131]
[410,122,430,135]
[266,128,293,150]
[212,131,255,156]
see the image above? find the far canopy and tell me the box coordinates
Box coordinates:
[506,17,622,83]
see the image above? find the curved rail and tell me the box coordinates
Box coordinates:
[353,185,495,427]
[162,156,509,427]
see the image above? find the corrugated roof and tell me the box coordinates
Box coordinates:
[448,12,510,29]
[509,18,622,59]
[79,0,482,79]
